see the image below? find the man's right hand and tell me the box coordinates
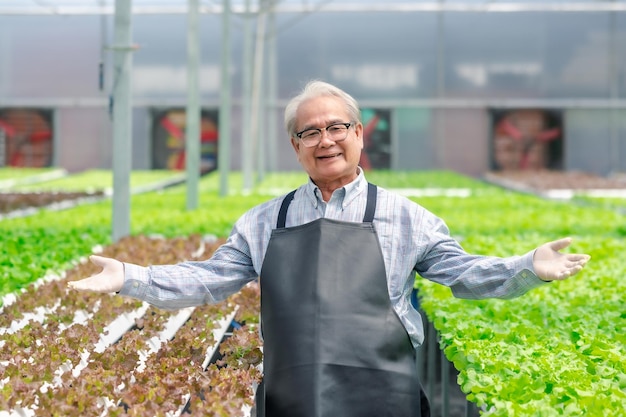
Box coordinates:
[68,255,125,293]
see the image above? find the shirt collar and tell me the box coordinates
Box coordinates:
[304,167,367,210]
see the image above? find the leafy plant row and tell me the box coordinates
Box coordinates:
[0,170,505,299]
[5,169,185,194]
[416,236,626,416]
[1,234,262,416]
[0,168,67,190]
[0,191,104,214]
[1,169,624,416]
[4,170,483,298]
[408,171,626,415]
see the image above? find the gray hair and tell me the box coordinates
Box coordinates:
[283,80,361,137]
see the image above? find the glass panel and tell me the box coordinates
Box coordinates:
[443,12,613,98]
[394,107,435,170]
[0,15,102,98]
[133,14,222,99]
[565,109,614,175]
[275,12,438,100]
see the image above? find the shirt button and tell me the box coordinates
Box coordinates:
[133,282,139,288]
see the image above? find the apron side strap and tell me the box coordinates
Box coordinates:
[363,183,377,223]
[277,189,297,228]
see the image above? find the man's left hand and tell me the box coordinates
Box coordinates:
[533,237,591,281]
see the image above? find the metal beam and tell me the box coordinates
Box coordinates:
[218,0,232,197]
[250,0,267,183]
[185,0,200,210]
[241,0,254,193]
[3,96,626,110]
[111,0,133,242]
[0,128,5,166]
[608,3,622,173]
[4,2,626,15]
[266,0,278,173]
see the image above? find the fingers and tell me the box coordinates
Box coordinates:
[564,254,591,266]
[566,253,591,262]
[548,237,573,252]
[67,277,89,290]
[67,255,124,293]
[553,255,591,280]
[89,254,109,268]
[546,238,591,265]
[556,264,584,280]
[564,261,587,271]
[67,256,103,290]
[573,254,591,265]
[67,276,100,291]
[67,274,121,293]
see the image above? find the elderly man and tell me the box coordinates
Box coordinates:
[70,80,590,417]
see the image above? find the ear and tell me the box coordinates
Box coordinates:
[354,122,364,150]
[290,136,301,160]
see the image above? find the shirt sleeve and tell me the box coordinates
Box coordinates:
[118,219,260,310]
[414,212,547,300]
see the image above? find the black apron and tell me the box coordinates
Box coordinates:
[258,183,428,417]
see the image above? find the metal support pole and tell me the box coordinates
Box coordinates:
[435,0,447,169]
[250,0,267,183]
[0,128,5,167]
[219,0,232,197]
[51,109,59,167]
[186,0,201,209]
[256,79,266,182]
[242,0,254,193]
[99,0,110,170]
[608,2,621,174]
[266,0,278,173]
[111,0,133,242]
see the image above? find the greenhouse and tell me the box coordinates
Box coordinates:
[1,1,626,416]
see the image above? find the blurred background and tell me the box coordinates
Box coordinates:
[0,0,625,178]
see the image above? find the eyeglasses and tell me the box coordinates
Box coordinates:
[295,122,354,148]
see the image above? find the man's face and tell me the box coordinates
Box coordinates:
[290,96,363,187]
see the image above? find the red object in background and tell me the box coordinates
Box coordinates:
[159,116,187,169]
[9,131,52,166]
[157,110,218,171]
[494,110,561,170]
[0,109,53,167]
[359,114,380,170]
[0,119,16,137]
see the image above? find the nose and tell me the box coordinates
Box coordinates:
[317,130,336,147]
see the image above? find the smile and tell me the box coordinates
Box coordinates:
[317,153,341,159]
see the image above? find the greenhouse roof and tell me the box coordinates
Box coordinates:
[1,0,626,15]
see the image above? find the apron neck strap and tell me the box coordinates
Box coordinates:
[363,182,377,223]
[276,183,378,229]
[277,190,296,228]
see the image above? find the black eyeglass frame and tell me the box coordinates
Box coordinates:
[294,122,354,142]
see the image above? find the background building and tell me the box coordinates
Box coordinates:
[0,0,625,178]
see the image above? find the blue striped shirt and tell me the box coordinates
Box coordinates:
[121,170,545,347]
